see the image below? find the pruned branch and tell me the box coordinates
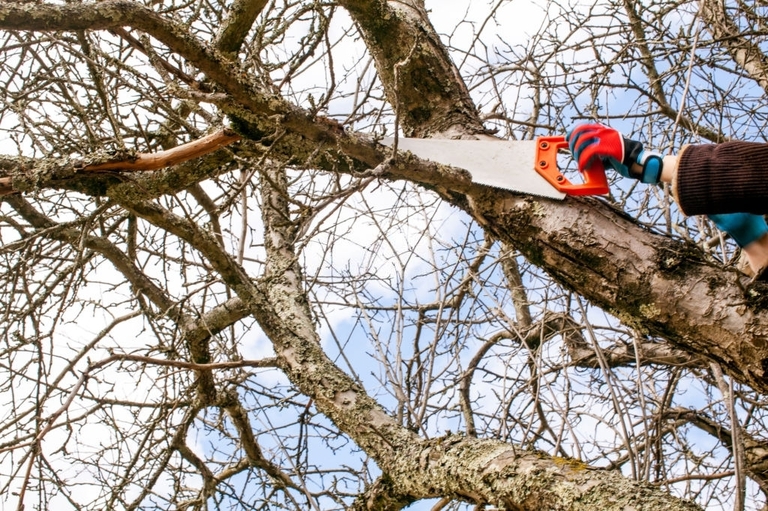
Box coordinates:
[0,129,240,196]
[84,129,240,172]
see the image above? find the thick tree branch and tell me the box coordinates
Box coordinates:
[0,143,243,198]
[338,0,484,137]
[700,0,768,96]
[214,0,269,56]
[476,192,768,391]
[383,434,700,510]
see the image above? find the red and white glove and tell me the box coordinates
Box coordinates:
[566,124,662,184]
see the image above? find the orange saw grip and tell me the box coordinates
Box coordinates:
[535,136,610,196]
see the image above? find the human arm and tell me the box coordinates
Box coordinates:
[674,142,768,216]
[644,154,767,274]
[743,234,768,277]
[708,213,768,276]
[567,124,768,275]
[567,124,768,215]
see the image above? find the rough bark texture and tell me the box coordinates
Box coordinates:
[700,0,768,96]
[481,193,768,391]
[384,435,701,511]
[214,0,270,55]
[338,0,484,137]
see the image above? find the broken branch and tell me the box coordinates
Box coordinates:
[0,129,241,196]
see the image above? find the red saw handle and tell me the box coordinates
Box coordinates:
[535,135,609,196]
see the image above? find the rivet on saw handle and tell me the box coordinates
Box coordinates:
[534,135,610,196]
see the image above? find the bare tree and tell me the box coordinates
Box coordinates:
[1,0,768,510]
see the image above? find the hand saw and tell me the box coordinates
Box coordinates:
[381,136,609,200]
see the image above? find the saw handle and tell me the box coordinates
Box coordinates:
[535,136,610,196]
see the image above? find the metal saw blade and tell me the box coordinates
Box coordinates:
[381,137,565,200]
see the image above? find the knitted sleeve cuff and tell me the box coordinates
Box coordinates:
[676,142,768,216]
[670,145,689,212]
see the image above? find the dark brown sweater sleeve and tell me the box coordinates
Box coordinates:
[676,142,768,215]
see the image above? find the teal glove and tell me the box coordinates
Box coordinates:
[708,213,768,247]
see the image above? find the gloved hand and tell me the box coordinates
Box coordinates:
[566,124,663,184]
[708,213,768,248]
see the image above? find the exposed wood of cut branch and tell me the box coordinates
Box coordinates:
[84,129,241,172]
[0,129,241,196]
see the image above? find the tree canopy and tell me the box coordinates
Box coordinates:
[2,0,768,510]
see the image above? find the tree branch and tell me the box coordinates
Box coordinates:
[214,0,269,56]
[700,0,768,96]
[338,0,484,137]
[85,128,241,172]
[0,129,240,196]
[666,407,768,493]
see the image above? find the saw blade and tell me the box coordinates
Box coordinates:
[380,138,566,200]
